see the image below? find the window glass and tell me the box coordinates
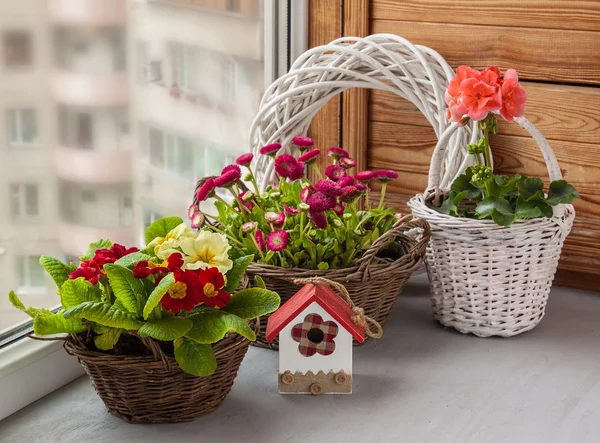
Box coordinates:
[7,109,38,145]
[3,31,31,67]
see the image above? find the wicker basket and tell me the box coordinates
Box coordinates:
[408,117,575,337]
[63,331,252,423]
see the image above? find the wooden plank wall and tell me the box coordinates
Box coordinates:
[367,1,600,290]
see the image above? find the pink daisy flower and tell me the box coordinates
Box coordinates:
[287,161,305,181]
[274,154,300,179]
[241,221,257,232]
[292,136,314,151]
[325,164,346,182]
[307,192,336,211]
[255,230,265,251]
[214,170,240,188]
[236,153,254,166]
[188,204,198,220]
[266,230,289,252]
[221,164,241,177]
[300,186,315,203]
[355,171,375,182]
[308,209,327,229]
[237,192,254,211]
[337,176,355,188]
[284,204,300,216]
[259,143,281,157]
[315,179,343,197]
[339,186,359,203]
[333,203,345,216]
[339,157,356,169]
[297,148,320,165]
[265,211,285,226]
[190,211,205,229]
[374,169,398,182]
[196,178,216,202]
[355,183,367,193]
[327,147,349,159]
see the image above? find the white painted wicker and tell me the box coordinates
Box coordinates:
[408,117,575,337]
[249,34,480,190]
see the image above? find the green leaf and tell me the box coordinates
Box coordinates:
[439,190,468,216]
[94,328,124,351]
[222,288,280,320]
[533,200,554,218]
[491,211,517,226]
[517,177,545,202]
[138,316,192,341]
[174,337,217,376]
[33,312,86,335]
[547,180,580,206]
[8,291,53,318]
[80,239,112,261]
[142,273,175,320]
[223,255,254,292]
[145,216,183,245]
[114,252,154,268]
[254,275,266,289]
[451,171,480,199]
[103,264,147,317]
[60,278,102,309]
[63,301,143,330]
[317,262,329,270]
[39,256,74,288]
[515,198,543,219]
[475,196,514,218]
[185,310,255,343]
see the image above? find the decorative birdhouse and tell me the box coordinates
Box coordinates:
[265,282,366,395]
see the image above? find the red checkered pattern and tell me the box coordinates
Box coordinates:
[291,313,338,357]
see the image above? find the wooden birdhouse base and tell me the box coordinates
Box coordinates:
[278,370,352,394]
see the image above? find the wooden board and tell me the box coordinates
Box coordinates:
[371,0,600,32]
[371,20,600,85]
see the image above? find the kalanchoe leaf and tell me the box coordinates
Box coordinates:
[547,180,579,206]
[475,196,514,218]
[451,172,480,199]
[145,216,184,245]
[515,198,543,219]
[517,177,545,202]
[174,337,217,376]
[491,210,517,226]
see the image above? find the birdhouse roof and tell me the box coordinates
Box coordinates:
[265,283,365,343]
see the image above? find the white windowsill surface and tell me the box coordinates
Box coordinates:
[0,274,598,443]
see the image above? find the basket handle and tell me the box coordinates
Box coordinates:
[354,217,430,281]
[426,116,565,215]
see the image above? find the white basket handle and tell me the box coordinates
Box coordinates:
[426,115,566,216]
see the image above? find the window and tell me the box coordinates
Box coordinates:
[7,109,38,146]
[171,43,200,92]
[9,184,39,219]
[3,31,31,67]
[16,255,45,290]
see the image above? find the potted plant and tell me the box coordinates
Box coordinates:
[8,216,280,423]
[190,138,429,348]
[408,66,578,337]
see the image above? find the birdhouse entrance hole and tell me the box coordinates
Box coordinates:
[307,327,325,344]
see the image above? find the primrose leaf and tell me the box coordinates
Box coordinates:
[224,255,254,292]
[63,301,143,330]
[142,273,175,320]
[103,264,147,317]
[517,178,545,202]
[114,252,153,268]
[138,316,192,341]
[33,312,86,335]
[222,288,280,320]
[185,309,255,343]
[94,328,124,351]
[174,337,217,376]
[80,239,112,261]
[254,275,266,289]
[60,278,102,309]
[39,256,75,289]
[547,180,580,206]
[8,291,53,318]
[145,216,184,245]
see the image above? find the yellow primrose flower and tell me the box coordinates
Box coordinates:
[180,231,233,274]
[149,223,197,259]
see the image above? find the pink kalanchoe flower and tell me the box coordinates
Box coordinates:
[283,204,300,216]
[265,211,285,226]
[259,142,282,157]
[287,161,305,181]
[188,204,198,220]
[292,136,314,151]
[327,147,349,160]
[355,170,375,182]
[307,192,336,211]
[266,229,289,252]
[339,157,356,169]
[374,169,399,182]
[325,164,346,182]
[355,183,367,193]
[339,186,359,203]
[337,176,355,188]
[333,203,345,216]
[236,153,254,167]
[297,148,320,165]
[190,211,205,229]
[274,154,299,179]
[196,178,216,202]
[241,221,257,232]
[499,69,527,122]
[237,192,254,211]
[315,179,343,197]
[300,186,315,203]
[308,209,327,229]
[255,230,265,251]
[214,170,240,188]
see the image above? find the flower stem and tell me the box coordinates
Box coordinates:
[205,223,244,247]
[246,166,260,195]
[378,182,387,209]
[214,195,236,212]
[483,126,492,168]
[310,163,323,180]
[227,188,251,215]
[250,232,266,261]
[365,189,370,209]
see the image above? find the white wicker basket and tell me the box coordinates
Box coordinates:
[249,34,479,189]
[408,117,575,337]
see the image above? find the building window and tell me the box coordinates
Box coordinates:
[222,58,237,103]
[7,109,38,146]
[17,255,45,289]
[80,190,97,203]
[147,125,199,180]
[9,184,39,219]
[171,43,200,92]
[3,31,32,67]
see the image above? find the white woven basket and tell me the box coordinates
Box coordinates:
[408,117,575,337]
[249,34,479,190]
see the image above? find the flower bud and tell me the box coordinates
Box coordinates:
[299,202,310,211]
[241,191,254,201]
[332,218,342,227]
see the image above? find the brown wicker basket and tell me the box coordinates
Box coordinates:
[244,218,430,349]
[63,330,252,423]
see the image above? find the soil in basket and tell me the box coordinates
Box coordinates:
[79,332,175,357]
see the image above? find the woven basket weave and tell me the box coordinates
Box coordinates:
[63,331,251,423]
[408,117,575,337]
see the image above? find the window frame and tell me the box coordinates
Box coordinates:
[7,108,38,148]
